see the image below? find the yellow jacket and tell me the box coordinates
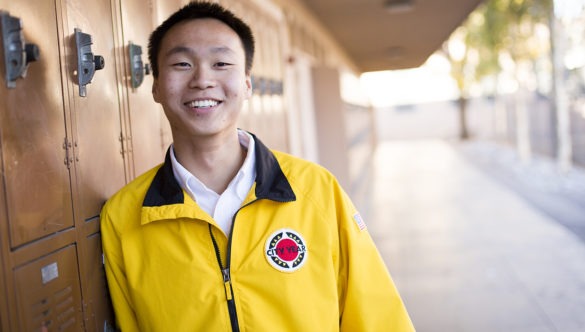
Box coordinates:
[101,136,414,331]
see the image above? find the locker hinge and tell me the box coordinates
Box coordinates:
[119,133,132,156]
[119,133,124,156]
[63,138,73,169]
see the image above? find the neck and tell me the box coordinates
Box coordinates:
[173,130,246,194]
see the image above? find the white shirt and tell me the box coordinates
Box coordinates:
[170,130,256,236]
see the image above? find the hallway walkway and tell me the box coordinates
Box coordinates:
[369,140,585,332]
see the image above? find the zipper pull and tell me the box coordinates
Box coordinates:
[222,268,233,301]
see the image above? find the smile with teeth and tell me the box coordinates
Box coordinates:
[187,99,220,108]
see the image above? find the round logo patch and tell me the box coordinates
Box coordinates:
[265,229,308,273]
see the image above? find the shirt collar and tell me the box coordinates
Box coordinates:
[235,130,256,200]
[169,130,256,201]
[142,132,295,209]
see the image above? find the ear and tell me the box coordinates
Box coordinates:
[245,75,252,98]
[152,79,160,103]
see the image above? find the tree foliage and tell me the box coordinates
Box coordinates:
[457,0,552,84]
[443,0,553,140]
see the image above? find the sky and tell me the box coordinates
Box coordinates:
[554,0,585,20]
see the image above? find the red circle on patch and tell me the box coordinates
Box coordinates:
[276,238,299,261]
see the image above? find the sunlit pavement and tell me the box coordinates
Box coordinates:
[369,140,585,332]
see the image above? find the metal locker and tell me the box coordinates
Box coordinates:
[62,0,127,330]
[1,0,129,329]
[0,0,74,249]
[62,0,126,221]
[119,0,171,178]
[13,245,84,331]
[0,1,79,330]
[81,230,114,331]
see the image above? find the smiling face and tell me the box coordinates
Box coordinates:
[153,18,252,144]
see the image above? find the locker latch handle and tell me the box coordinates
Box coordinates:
[128,42,150,89]
[74,28,105,97]
[0,11,40,88]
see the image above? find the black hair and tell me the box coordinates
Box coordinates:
[148,1,255,77]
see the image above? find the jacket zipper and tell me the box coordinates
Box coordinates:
[209,224,240,332]
[208,199,260,332]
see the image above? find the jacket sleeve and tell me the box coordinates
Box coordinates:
[100,202,141,332]
[335,184,415,331]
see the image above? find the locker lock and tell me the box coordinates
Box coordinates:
[74,28,105,97]
[0,11,40,88]
[128,42,150,89]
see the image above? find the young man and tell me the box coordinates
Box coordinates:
[100,2,414,331]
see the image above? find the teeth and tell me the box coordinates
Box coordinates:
[188,100,219,108]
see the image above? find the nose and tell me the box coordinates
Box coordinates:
[189,65,215,89]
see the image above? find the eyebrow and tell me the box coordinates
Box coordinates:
[164,45,237,57]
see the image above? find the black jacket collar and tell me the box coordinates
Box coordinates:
[143,133,296,207]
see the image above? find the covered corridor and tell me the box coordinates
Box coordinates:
[369,140,585,332]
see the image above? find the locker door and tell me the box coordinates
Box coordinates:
[82,228,114,331]
[120,0,170,177]
[63,0,125,221]
[62,1,125,330]
[0,0,73,248]
[0,1,83,330]
[13,245,84,331]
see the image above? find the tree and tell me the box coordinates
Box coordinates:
[443,27,472,140]
[445,0,553,158]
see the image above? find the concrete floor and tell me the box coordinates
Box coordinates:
[369,140,585,332]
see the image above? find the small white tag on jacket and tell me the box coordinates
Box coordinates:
[353,212,367,231]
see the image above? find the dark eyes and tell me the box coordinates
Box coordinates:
[173,62,191,68]
[170,61,233,69]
